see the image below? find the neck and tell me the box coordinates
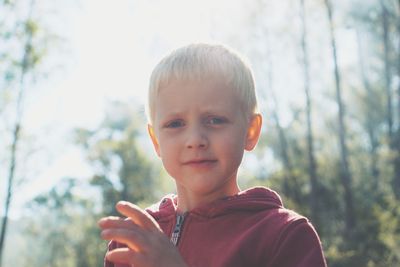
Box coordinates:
[175,182,240,213]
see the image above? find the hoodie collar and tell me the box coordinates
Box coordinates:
[147,186,283,220]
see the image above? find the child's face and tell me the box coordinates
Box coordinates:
[148,77,261,198]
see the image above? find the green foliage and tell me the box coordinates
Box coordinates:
[14,101,168,267]
[21,178,105,267]
[0,1,66,266]
[253,104,400,266]
[252,0,400,265]
[74,101,164,216]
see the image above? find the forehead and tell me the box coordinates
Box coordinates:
[159,76,237,98]
[155,78,241,115]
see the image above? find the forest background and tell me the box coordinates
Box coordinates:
[1,0,399,266]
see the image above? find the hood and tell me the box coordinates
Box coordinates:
[147,186,283,220]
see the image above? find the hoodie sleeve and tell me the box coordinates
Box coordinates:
[268,219,328,267]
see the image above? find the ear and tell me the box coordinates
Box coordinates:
[148,124,161,157]
[245,114,262,151]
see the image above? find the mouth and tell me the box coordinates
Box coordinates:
[183,159,218,166]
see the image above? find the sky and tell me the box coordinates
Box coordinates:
[2,0,241,218]
[1,0,359,219]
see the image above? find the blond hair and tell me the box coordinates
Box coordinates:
[146,43,258,124]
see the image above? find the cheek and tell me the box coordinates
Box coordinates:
[158,140,175,159]
[216,133,246,160]
[157,138,179,168]
[218,128,247,148]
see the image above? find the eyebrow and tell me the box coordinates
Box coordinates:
[201,107,232,115]
[155,111,184,125]
[159,110,185,118]
[173,106,231,114]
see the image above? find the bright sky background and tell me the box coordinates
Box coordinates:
[4,0,241,218]
[1,0,358,218]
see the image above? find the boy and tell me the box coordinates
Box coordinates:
[98,43,327,267]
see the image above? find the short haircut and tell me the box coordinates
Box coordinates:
[146,43,258,124]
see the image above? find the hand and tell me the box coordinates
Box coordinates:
[98,201,188,267]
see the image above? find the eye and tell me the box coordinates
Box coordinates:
[206,116,227,125]
[165,119,185,128]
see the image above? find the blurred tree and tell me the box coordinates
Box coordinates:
[14,101,165,267]
[381,0,400,200]
[246,0,303,203]
[270,94,302,203]
[22,177,105,267]
[75,101,164,216]
[299,0,320,226]
[239,0,400,265]
[394,0,400,200]
[0,1,51,265]
[380,0,394,141]
[1,0,69,263]
[323,0,355,235]
[355,28,383,189]
[378,0,400,199]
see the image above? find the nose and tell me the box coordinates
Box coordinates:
[185,126,208,149]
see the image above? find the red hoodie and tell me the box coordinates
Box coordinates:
[104,187,327,267]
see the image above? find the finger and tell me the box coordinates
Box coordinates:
[106,247,140,265]
[98,216,138,230]
[116,201,160,232]
[101,228,146,252]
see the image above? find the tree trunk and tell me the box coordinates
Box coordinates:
[356,29,380,188]
[324,0,355,234]
[392,0,400,199]
[262,25,301,202]
[397,0,400,127]
[0,2,34,265]
[380,0,393,141]
[270,98,302,202]
[300,0,319,225]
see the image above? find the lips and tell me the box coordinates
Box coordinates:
[183,159,217,166]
